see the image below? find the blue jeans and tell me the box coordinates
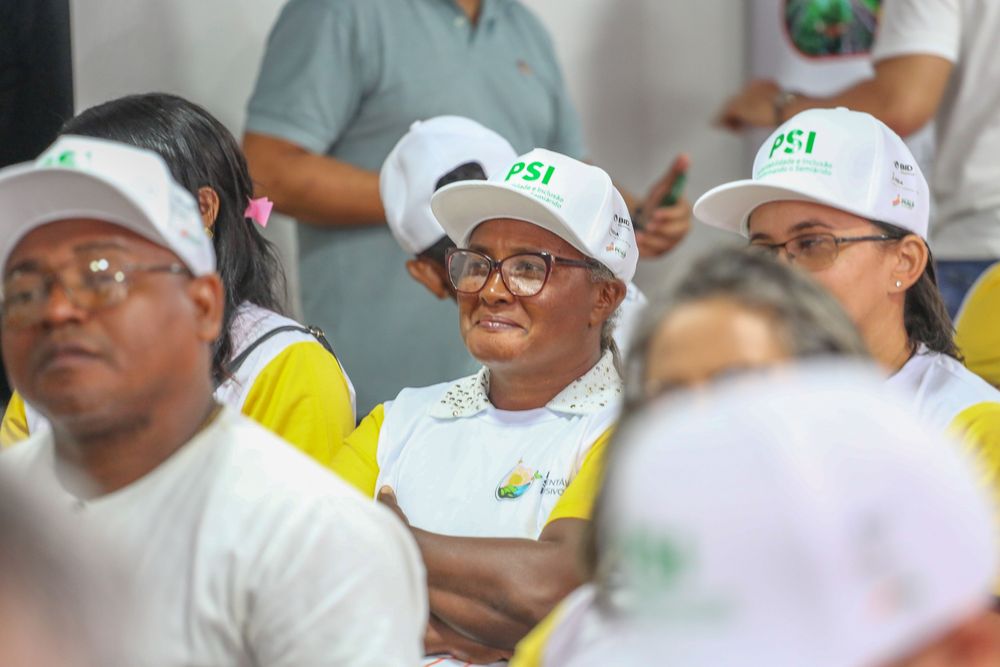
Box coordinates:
[935,259,997,319]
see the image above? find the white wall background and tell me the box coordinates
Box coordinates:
[71,0,749,304]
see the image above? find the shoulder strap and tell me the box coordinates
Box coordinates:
[223,325,339,384]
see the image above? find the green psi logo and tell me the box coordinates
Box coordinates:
[505,161,555,185]
[769,129,817,159]
[40,150,84,168]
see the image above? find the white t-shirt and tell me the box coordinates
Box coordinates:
[872,0,1000,259]
[885,345,1000,431]
[0,407,427,667]
[614,283,648,357]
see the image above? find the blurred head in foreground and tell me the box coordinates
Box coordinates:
[568,368,1000,667]
[625,246,868,403]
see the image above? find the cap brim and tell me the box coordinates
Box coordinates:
[431,180,593,257]
[0,166,166,272]
[694,180,873,238]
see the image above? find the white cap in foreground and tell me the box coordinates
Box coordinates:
[570,365,997,667]
[380,116,518,256]
[431,148,638,282]
[0,135,215,275]
[694,108,929,239]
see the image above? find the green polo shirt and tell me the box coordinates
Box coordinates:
[246,0,585,414]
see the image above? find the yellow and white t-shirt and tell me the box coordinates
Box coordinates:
[0,302,355,468]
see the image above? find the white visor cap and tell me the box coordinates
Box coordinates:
[694,108,929,239]
[0,135,214,276]
[431,148,637,282]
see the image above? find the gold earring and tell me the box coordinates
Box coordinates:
[205,226,214,239]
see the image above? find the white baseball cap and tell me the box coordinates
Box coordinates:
[694,108,930,239]
[0,135,215,275]
[380,116,518,256]
[430,148,638,282]
[568,366,997,667]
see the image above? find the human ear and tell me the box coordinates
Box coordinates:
[197,187,221,231]
[186,273,225,343]
[590,279,628,328]
[406,259,452,300]
[889,234,928,293]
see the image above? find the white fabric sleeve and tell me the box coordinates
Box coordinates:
[872,0,961,64]
[245,496,427,666]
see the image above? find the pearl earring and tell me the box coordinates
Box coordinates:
[895,280,902,288]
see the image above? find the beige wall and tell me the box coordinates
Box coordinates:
[71,0,749,304]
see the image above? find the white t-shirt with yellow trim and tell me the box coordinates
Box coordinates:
[0,407,427,666]
[332,351,621,667]
[1,302,355,468]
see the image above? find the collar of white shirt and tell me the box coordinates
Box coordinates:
[430,350,622,419]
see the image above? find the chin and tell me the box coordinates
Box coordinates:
[464,338,529,367]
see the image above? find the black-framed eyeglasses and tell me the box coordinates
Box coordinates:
[749,233,895,271]
[1,250,191,329]
[445,248,595,297]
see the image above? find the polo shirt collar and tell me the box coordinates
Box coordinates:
[431,351,622,419]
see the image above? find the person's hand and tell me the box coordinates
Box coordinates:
[377,486,410,527]
[635,153,692,258]
[424,615,514,664]
[716,79,781,131]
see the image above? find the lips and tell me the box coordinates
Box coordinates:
[34,340,104,373]
[475,315,525,332]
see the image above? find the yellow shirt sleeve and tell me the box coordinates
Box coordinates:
[955,262,1000,387]
[241,341,354,469]
[950,401,1000,594]
[509,597,568,667]
[545,427,613,525]
[330,404,385,497]
[1,391,29,448]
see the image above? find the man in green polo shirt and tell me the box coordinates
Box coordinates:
[244,0,690,414]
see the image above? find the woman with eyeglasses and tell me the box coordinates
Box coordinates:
[694,108,1000,531]
[0,93,356,467]
[332,149,632,666]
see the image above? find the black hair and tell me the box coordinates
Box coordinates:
[870,221,960,360]
[61,93,287,383]
[414,161,490,265]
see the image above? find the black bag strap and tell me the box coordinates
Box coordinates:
[223,325,338,384]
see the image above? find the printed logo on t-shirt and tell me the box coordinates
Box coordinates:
[496,460,543,500]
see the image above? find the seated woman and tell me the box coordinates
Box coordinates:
[0,94,355,466]
[694,107,1000,479]
[333,149,634,666]
[512,245,870,665]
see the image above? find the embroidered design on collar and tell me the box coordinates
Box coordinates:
[430,351,622,419]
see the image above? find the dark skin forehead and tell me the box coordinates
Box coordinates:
[6,219,183,277]
[467,218,589,261]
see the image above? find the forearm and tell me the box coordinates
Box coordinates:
[780,57,950,136]
[413,526,581,635]
[243,132,384,227]
[428,588,531,651]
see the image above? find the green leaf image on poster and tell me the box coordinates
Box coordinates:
[784,0,881,57]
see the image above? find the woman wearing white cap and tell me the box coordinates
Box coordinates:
[333,148,634,665]
[694,108,1000,487]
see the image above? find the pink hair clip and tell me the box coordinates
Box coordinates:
[244,197,274,228]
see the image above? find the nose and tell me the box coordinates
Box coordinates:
[40,279,87,327]
[479,266,514,305]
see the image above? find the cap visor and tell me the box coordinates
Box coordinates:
[694,180,865,237]
[431,180,592,255]
[0,166,163,272]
